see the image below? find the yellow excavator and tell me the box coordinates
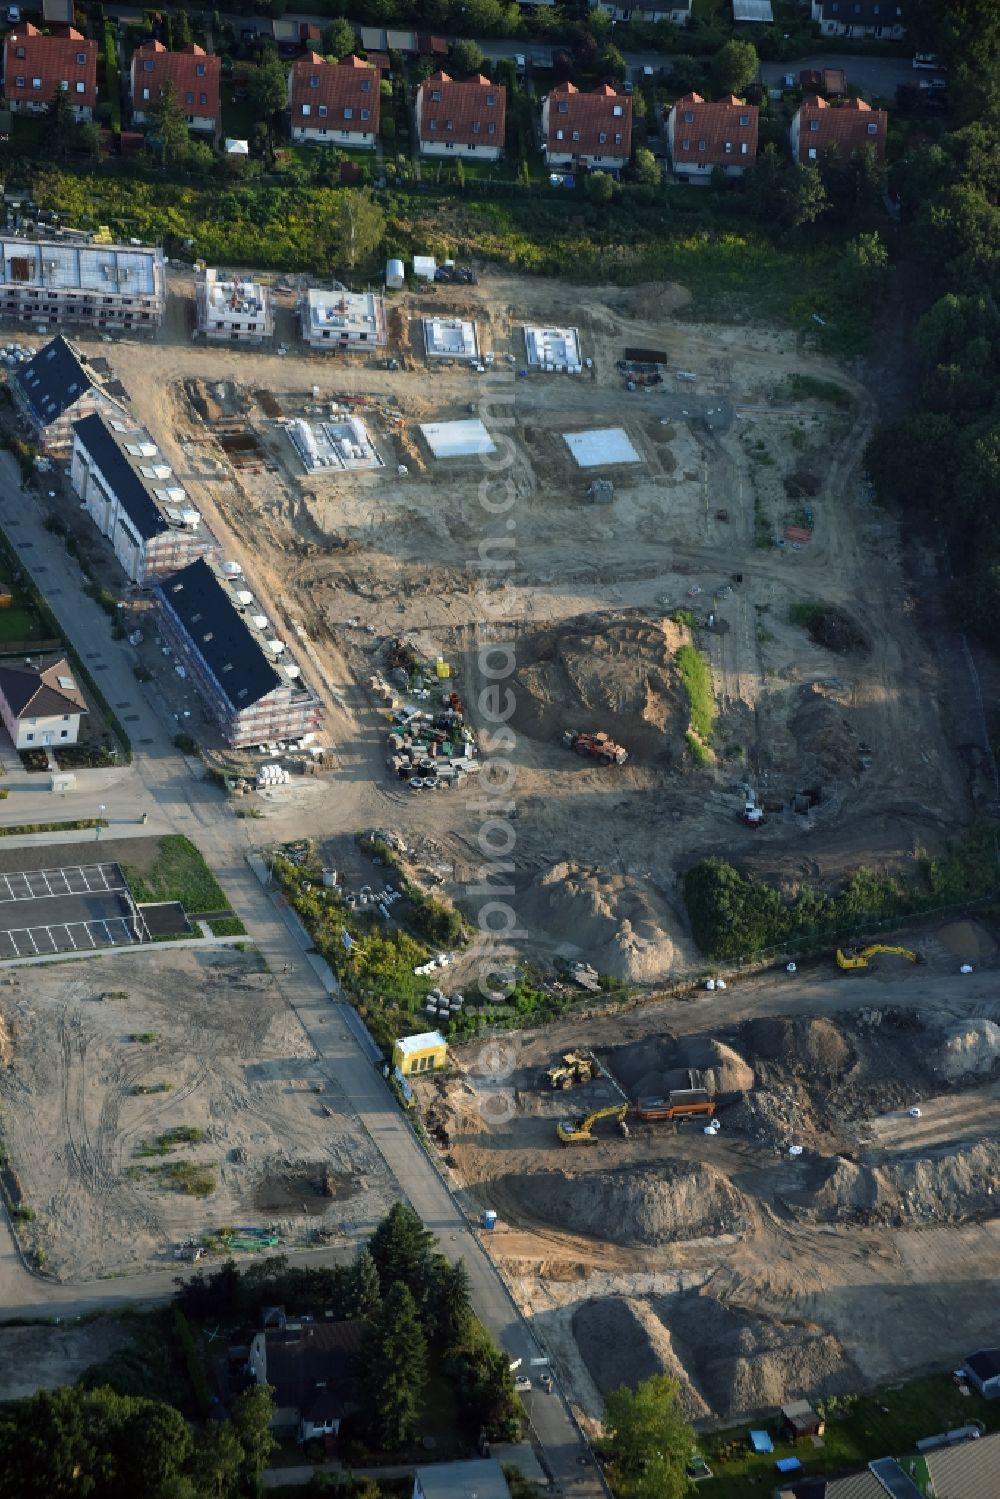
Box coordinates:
[836,944,920,971]
[557,1103,630,1145]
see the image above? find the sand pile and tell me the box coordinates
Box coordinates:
[938,1020,1000,1079]
[740,1016,854,1082]
[509,613,690,760]
[507,1163,752,1247]
[574,1289,854,1423]
[937,920,997,964]
[524,863,696,983]
[790,1140,1000,1227]
[677,1037,755,1095]
[790,684,859,780]
[607,1033,754,1101]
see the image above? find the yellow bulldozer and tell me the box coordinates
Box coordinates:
[836,944,920,971]
[557,1103,630,1145]
[545,1051,600,1090]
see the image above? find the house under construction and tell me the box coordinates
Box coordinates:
[196,268,273,344]
[0,236,165,335]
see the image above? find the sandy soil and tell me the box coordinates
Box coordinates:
[0,1321,134,1401]
[0,948,395,1281]
[418,945,1000,1428]
[19,266,973,994]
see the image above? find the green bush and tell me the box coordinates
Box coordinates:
[675,644,715,741]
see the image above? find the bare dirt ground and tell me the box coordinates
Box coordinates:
[0,1321,134,1401]
[0,948,395,1281]
[35,265,978,991]
[416,947,1000,1429]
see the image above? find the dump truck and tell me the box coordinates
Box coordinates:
[635,1088,716,1122]
[562,730,628,766]
[557,1103,630,1144]
[544,1051,601,1090]
[836,944,920,971]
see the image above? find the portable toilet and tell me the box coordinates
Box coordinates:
[386,257,405,290]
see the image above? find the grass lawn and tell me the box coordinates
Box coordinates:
[0,605,46,643]
[699,1374,1000,1496]
[123,834,232,915]
[219,94,258,141]
[207,914,247,937]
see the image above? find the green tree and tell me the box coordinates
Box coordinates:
[174,9,192,47]
[248,49,288,130]
[78,120,102,164]
[783,162,827,228]
[333,187,386,270]
[149,82,191,168]
[349,1246,383,1317]
[604,1375,695,1499]
[44,86,78,162]
[367,1202,435,1298]
[838,230,889,307]
[586,169,614,203]
[323,18,359,59]
[429,1259,474,1353]
[363,1283,428,1449]
[631,147,661,186]
[230,1385,277,1487]
[451,1340,521,1442]
[598,43,626,80]
[667,55,708,96]
[115,1400,195,1499]
[711,39,758,98]
[452,39,486,75]
[190,1421,243,1499]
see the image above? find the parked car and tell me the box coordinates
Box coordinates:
[514,1375,532,1393]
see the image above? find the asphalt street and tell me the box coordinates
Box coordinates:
[0,450,609,1495]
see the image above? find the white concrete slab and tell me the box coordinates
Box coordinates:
[420,419,496,459]
[563,427,640,467]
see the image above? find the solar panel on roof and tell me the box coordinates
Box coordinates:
[868,1458,924,1498]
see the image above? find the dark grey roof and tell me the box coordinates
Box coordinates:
[159,558,283,710]
[264,1320,364,1414]
[819,0,903,21]
[413,1459,511,1499]
[15,335,97,425]
[0,655,89,719]
[867,1458,924,1499]
[73,413,169,543]
[966,1349,1000,1381]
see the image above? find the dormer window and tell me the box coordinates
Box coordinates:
[310,75,319,87]
[684,110,694,123]
[361,79,370,91]
[196,63,206,77]
[557,100,568,113]
[431,89,441,102]
[486,94,496,106]
[14,46,24,58]
[739,113,749,125]
[867,121,877,134]
[144,59,154,71]
[76,52,86,65]
[612,104,623,116]
[809,119,819,131]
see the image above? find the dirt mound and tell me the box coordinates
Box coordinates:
[800,606,870,656]
[938,1020,1000,1079]
[509,613,690,760]
[790,683,861,780]
[937,920,997,964]
[522,863,697,983]
[574,1289,855,1423]
[790,1140,1000,1227]
[183,378,244,424]
[607,1033,754,1101]
[676,1037,755,1095]
[606,1036,678,1095]
[739,1016,854,1082]
[506,1163,752,1247]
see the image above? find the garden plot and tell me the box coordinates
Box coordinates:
[0,948,395,1281]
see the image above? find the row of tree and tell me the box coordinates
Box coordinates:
[865,0,1000,636]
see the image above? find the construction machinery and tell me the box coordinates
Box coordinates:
[635,1089,716,1122]
[544,1051,601,1090]
[557,1103,630,1145]
[562,730,629,766]
[836,944,920,971]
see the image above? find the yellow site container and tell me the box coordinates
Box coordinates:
[435,658,451,679]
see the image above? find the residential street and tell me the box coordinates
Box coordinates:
[0,449,608,1494]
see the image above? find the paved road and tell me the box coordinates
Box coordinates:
[759,53,917,99]
[0,453,608,1495]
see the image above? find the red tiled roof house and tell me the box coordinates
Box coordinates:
[130,41,221,133]
[288,54,379,148]
[416,71,506,161]
[666,93,758,180]
[790,95,887,166]
[541,83,632,171]
[3,24,97,120]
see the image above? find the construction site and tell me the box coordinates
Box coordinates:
[0,948,396,1281]
[419,937,1000,1430]
[6,262,998,1425]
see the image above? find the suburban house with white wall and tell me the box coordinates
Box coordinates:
[288,54,380,147]
[0,655,88,750]
[596,0,691,22]
[130,41,221,133]
[70,412,218,585]
[416,71,506,160]
[541,82,632,171]
[3,23,97,118]
[299,288,387,349]
[790,95,888,166]
[667,93,759,180]
[196,269,273,344]
[248,1316,365,1442]
[811,0,905,38]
